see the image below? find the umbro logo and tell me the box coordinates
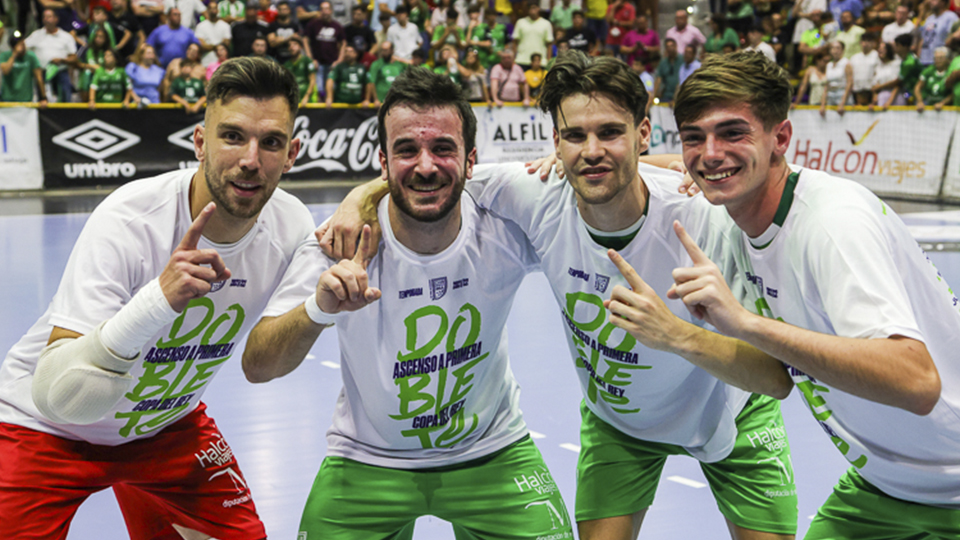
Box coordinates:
[52,119,141,160]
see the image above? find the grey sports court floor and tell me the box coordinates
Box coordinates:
[2,185,958,539]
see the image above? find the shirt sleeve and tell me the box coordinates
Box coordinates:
[466,162,557,238]
[804,199,922,342]
[47,200,166,335]
[260,237,332,318]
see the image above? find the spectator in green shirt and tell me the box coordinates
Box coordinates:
[283,36,316,106]
[917,46,952,111]
[0,36,47,104]
[431,8,466,64]
[326,44,367,106]
[469,9,508,70]
[170,59,207,114]
[653,37,683,105]
[551,0,576,31]
[704,13,740,54]
[874,32,923,107]
[89,49,136,108]
[432,44,463,85]
[365,40,406,105]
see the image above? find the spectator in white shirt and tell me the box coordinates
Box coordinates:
[849,31,880,105]
[163,0,206,29]
[194,1,232,66]
[744,24,776,62]
[882,5,915,45]
[385,6,423,63]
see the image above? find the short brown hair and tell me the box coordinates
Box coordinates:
[206,56,300,117]
[538,50,648,127]
[674,50,791,130]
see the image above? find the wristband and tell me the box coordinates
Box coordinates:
[304,292,339,326]
[100,278,180,359]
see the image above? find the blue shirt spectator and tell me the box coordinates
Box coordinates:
[920,0,959,65]
[126,43,166,103]
[829,0,863,28]
[146,8,200,66]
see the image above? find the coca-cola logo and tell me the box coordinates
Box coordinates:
[290,115,381,175]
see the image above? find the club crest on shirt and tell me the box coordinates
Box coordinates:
[595,273,610,293]
[430,277,448,300]
[210,280,227,293]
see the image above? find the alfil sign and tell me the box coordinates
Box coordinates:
[53,119,140,179]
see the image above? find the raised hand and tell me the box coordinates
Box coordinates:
[159,202,231,312]
[316,225,382,314]
[604,249,691,353]
[667,221,750,336]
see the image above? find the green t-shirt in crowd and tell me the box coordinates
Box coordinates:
[0,50,41,102]
[655,55,684,102]
[171,76,205,103]
[367,58,406,101]
[919,64,950,104]
[91,66,131,103]
[471,22,508,69]
[948,56,960,105]
[432,24,466,48]
[899,53,923,99]
[432,64,462,85]
[330,62,367,104]
[284,54,316,103]
[704,27,740,53]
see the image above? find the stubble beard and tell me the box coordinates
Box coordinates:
[387,170,465,223]
[204,167,273,220]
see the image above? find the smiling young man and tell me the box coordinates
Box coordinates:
[463,51,797,540]
[0,57,314,540]
[321,51,799,540]
[241,67,574,540]
[670,51,960,539]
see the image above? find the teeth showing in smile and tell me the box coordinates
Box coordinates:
[704,170,736,181]
[410,185,441,192]
[234,181,258,189]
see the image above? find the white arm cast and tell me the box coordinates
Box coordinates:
[32,321,138,425]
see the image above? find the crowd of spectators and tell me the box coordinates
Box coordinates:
[1,0,959,112]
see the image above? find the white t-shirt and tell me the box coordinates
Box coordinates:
[292,195,539,469]
[825,57,850,105]
[881,20,915,45]
[24,28,77,68]
[731,167,960,507]
[164,0,207,28]
[0,170,317,446]
[467,163,752,462]
[745,41,776,63]
[386,22,423,60]
[849,49,879,92]
[194,19,232,66]
[512,17,553,65]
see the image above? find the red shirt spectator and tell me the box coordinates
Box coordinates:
[605,0,636,48]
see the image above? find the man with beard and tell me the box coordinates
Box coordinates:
[322,52,799,540]
[0,57,313,540]
[241,67,575,540]
[266,1,302,63]
[364,40,406,106]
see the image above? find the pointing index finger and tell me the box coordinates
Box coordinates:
[607,249,651,293]
[179,202,216,252]
[352,224,377,269]
[673,220,710,266]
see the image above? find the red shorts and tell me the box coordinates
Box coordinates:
[0,403,266,540]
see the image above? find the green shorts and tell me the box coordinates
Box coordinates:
[299,435,575,540]
[575,394,798,535]
[806,467,960,540]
